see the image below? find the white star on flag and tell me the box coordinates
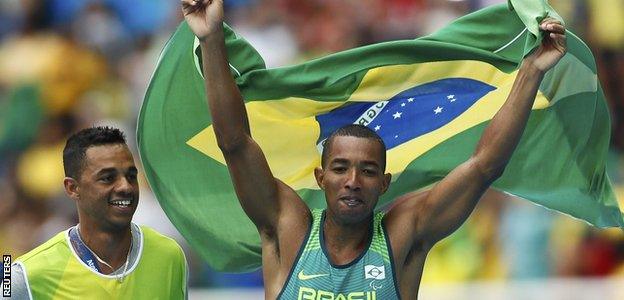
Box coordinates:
[447,95,455,99]
[434,106,443,114]
[401,103,406,107]
[374,125,381,131]
[393,112,402,119]
[407,97,414,102]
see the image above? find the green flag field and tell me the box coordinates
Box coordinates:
[138,0,624,271]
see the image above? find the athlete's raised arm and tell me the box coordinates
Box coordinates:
[181,0,309,237]
[387,19,567,253]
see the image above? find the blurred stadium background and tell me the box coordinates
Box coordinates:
[1,0,623,298]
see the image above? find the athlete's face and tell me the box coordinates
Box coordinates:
[315,136,391,225]
[64,144,139,232]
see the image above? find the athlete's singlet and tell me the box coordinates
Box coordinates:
[278,209,401,300]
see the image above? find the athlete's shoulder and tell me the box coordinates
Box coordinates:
[382,190,429,226]
[17,230,70,264]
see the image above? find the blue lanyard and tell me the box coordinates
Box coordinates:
[68,227,102,273]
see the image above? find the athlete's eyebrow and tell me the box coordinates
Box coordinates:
[330,158,380,168]
[360,160,381,168]
[96,166,138,176]
[329,158,349,165]
[96,168,117,176]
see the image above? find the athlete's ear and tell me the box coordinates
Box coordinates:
[64,177,80,202]
[314,167,325,190]
[380,173,392,195]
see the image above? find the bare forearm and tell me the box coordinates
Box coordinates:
[410,19,566,246]
[183,0,287,235]
[199,29,250,151]
[473,61,544,177]
[199,29,284,231]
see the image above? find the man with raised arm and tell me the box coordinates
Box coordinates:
[182,0,566,298]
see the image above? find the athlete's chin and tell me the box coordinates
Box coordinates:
[335,205,372,224]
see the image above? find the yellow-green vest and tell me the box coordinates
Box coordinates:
[17,226,186,299]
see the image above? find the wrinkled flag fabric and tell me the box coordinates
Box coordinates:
[138,0,623,271]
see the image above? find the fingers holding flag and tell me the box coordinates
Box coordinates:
[540,18,566,53]
[540,19,565,35]
[525,17,567,72]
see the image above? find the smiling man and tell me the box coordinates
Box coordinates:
[10,127,188,299]
[182,0,567,298]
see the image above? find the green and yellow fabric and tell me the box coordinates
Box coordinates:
[16,226,186,299]
[138,0,624,272]
[278,210,400,300]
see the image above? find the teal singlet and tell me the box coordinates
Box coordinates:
[278,209,401,300]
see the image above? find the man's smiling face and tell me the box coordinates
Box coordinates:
[71,144,139,232]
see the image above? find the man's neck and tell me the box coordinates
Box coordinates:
[323,213,372,265]
[78,222,132,274]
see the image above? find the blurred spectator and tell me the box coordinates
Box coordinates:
[419,0,467,36]
[499,196,554,278]
[585,0,624,150]
[71,2,131,64]
[0,33,107,115]
[229,0,298,67]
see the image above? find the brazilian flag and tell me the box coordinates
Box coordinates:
[138,0,623,272]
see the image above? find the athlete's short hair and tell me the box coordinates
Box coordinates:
[63,126,127,179]
[321,124,387,171]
